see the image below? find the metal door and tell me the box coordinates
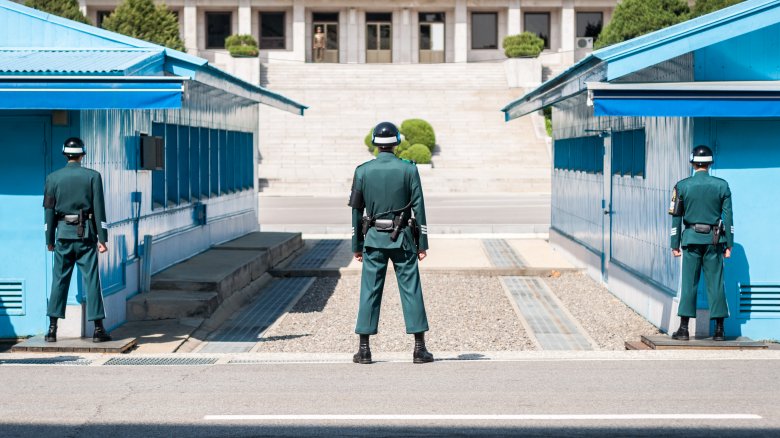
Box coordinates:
[313,22,339,63]
[366,22,392,63]
[419,13,445,63]
[0,117,50,338]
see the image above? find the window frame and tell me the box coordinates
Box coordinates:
[523,12,551,49]
[259,11,287,50]
[206,11,233,49]
[470,12,499,50]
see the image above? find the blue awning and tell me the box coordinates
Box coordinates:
[0,77,183,109]
[589,81,780,117]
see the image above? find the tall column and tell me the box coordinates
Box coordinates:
[561,0,575,64]
[454,0,467,63]
[183,0,198,55]
[78,0,87,16]
[292,0,306,62]
[507,0,521,36]
[347,7,359,63]
[238,0,252,35]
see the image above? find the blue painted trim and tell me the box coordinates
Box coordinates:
[0,80,182,109]
[595,96,780,117]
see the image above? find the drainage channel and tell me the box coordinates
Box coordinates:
[198,277,316,353]
[288,240,344,269]
[501,277,594,351]
[483,239,528,268]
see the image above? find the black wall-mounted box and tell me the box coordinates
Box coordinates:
[140,134,164,170]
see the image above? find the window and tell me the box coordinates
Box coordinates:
[611,128,646,177]
[260,12,286,49]
[471,12,498,49]
[366,13,392,22]
[554,135,604,173]
[165,124,179,205]
[524,12,550,49]
[206,12,232,49]
[96,10,113,28]
[151,123,166,208]
[576,12,603,38]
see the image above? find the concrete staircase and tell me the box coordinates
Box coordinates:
[258,62,550,196]
[126,232,303,322]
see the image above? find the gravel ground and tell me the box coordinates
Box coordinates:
[255,273,536,353]
[544,272,662,350]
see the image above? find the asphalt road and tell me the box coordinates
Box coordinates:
[1,356,778,437]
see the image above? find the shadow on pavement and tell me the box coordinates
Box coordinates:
[288,277,338,314]
[0,424,776,438]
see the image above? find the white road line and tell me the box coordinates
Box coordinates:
[204,414,762,421]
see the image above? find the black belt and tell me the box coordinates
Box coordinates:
[685,223,715,233]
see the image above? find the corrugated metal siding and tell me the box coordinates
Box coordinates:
[80,81,259,295]
[0,50,159,75]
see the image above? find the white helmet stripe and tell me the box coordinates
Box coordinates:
[373,136,398,145]
[691,156,713,163]
[63,147,85,154]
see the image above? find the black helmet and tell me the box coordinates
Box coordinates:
[372,122,401,147]
[62,137,86,156]
[690,145,713,164]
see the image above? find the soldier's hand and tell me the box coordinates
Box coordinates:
[418,250,427,261]
[672,249,682,257]
[98,242,108,254]
[724,247,732,258]
[47,244,54,252]
[354,252,363,263]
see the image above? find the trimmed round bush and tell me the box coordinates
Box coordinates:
[394,139,411,157]
[400,119,436,151]
[503,32,545,58]
[226,34,259,57]
[364,130,374,151]
[400,144,432,164]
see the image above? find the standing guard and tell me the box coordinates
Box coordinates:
[669,145,734,341]
[43,137,112,343]
[349,121,433,364]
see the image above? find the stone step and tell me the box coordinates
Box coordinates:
[126,290,219,322]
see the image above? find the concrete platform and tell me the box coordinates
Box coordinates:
[12,336,136,354]
[639,335,769,350]
[110,319,202,354]
[215,232,303,266]
[127,290,219,321]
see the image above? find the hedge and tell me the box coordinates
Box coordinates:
[400,144,432,164]
[502,32,545,58]
[226,34,259,57]
[400,119,436,151]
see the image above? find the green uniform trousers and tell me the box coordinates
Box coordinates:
[355,246,429,335]
[48,239,105,321]
[679,244,729,319]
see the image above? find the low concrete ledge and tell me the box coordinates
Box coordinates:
[270,267,582,278]
[12,336,136,354]
[215,232,303,267]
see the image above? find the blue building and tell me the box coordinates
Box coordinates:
[503,0,780,340]
[0,1,305,339]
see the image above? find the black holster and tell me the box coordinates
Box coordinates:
[360,216,371,236]
[409,218,420,249]
[77,209,85,238]
[713,219,724,245]
[389,212,406,242]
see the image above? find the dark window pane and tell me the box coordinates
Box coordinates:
[96,10,112,28]
[420,24,431,50]
[379,24,392,50]
[633,129,646,177]
[612,132,623,175]
[165,124,178,205]
[576,12,603,38]
[313,12,339,22]
[419,12,445,23]
[326,25,338,49]
[524,13,550,49]
[367,24,378,50]
[260,12,285,49]
[366,13,392,22]
[206,12,232,49]
[471,12,498,49]
[151,123,166,208]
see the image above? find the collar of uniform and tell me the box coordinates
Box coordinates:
[66,162,82,168]
[377,152,396,160]
[693,169,709,178]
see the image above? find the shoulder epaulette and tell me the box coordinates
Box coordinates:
[401,159,417,166]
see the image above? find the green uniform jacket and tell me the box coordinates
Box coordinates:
[44,162,108,245]
[351,152,429,252]
[670,170,734,249]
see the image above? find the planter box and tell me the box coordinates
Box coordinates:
[214,51,260,84]
[504,57,542,88]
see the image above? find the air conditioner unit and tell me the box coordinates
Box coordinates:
[576,37,594,49]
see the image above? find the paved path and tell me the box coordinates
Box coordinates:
[1,352,779,437]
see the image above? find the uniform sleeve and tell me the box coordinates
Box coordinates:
[671,215,682,250]
[43,176,56,246]
[93,173,108,244]
[410,166,429,251]
[722,183,734,248]
[350,169,364,253]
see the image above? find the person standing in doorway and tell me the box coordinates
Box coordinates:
[43,137,112,343]
[313,26,326,62]
[669,145,734,341]
[349,121,433,364]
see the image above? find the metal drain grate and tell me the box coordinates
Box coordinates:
[103,357,218,366]
[227,359,342,365]
[0,357,91,366]
[502,276,593,351]
[483,239,527,268]
[200,277,315,353]
[289,240,343,269]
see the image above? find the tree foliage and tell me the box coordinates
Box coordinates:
[594,0,690,49]
[503,32,545,58]
[692,0,745,17]
[102,0,184,52]
[25,0,90,25]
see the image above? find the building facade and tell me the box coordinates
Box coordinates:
[503,0,780,341]
[79,0,616,65]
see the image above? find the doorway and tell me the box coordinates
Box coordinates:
[366,13,392,63]
[419,13,445,63]
[313,13,339,63]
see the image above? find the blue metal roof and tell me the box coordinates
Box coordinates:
[0,0,306,115]
[502,0,780,121]
[0,49,164,76]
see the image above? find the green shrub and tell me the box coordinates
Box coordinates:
[595,0,689,49]
[102,0,184,51]
[400,144,432,164]
[364,130,374,149]
[400,119,436,151]
[226,34,259,57]
[502,32,545,58]
[25,0,90,24]
[692,0,744,17]
[394,139,411,157]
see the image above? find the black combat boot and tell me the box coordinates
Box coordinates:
[713,318,725,341]
[353,335,372,364]
[92,319,112,343]
[44,317,57,343]
[671,316,690,341]
[413,332,434,364]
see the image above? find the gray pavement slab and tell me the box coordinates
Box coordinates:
[151,250,269,291]
[111,318,203,354]
[12,336,136,354]
[216,232,303,266]
[642,335,768,350]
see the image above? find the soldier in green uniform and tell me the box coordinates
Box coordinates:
[349,122,433,364]
[43,137,112,343]
[669,145,733,341]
